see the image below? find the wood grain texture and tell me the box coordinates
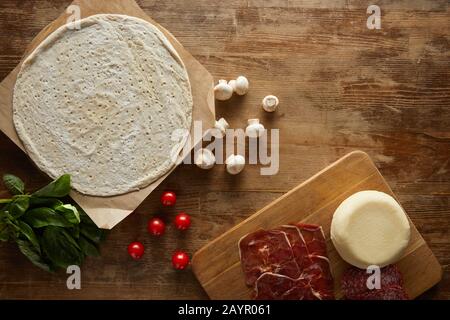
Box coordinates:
[0,0,449,299]
[191,151,442,299]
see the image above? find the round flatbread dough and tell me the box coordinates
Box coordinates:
[13,14,193,196]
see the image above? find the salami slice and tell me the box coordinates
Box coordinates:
[353,285,408,300]
[341,265,408,300]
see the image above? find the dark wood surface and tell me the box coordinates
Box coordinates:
[0,0,449,299]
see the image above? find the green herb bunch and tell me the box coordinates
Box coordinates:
[0,174,105,272]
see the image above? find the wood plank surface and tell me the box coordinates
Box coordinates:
[192,151,442,299]
[0,0,449,299]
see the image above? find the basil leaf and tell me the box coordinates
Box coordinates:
[32,175,71,198]
[69,225,80,239]
[16,239,52,272]
[41,226,83,269]
[15,221,40,253]
[80,224,103,244]
[78,207,105,242]
[78,206,96,225]
[9,196,29,218]
[3,174,25,195]
[0,206,8,219]
[79,235,100,257]
[61,228,81,251]
[24,207,73,228]
[29,197,63,209]
[55,204,80,225]
[0,223,9,241]
[2,209,15,223]
[0,232,9,241]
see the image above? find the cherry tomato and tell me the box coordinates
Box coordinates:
[128,242,144,260]
[174,212,191,230]
[147,217,166,236]
[172,251,190,270]
[161,191,177,206]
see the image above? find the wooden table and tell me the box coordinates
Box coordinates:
[0,0,448,299]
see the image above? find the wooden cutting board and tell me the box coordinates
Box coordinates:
[192,151,443,300]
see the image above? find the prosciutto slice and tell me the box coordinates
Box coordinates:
[254,273,318,300]
[273,225,310,269]
[239,223,334,300]
[238,229,301,286]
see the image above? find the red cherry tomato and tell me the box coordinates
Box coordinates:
[147,217,166,236]
[172,251,190,270]
[174,212,191,230]
[128,242,144,260]
[161,191,177,206]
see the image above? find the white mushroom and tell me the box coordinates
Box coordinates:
[262,95,279,112]
[213,118,230,137]
[245,119,265,138]
[226,154,246,175]
[229,76,249,96]
[228,79,236,92]
[195,148,216,170]
[214,80,233,101]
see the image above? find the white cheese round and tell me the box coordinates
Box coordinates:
[331,190,411,269]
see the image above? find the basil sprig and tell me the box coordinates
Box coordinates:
[0,174,105,272]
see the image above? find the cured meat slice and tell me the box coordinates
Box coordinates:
[341,265,408,300]
[254,270,334,300]
[353,285,408,300]
[274,225,309,269]
[240,223,334,300]
[254,273,318,300]
[277,225,334,300]
[302,255,335,300]
[295,223,328,257]
[275,224,329,269]
[238,230,301,286]
[341,264,402,298]
[254,273,297,300]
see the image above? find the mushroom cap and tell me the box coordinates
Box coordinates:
[226,154,245,175]
[213,117,230,137]
[262,95,279,112]
[234,76,249,95]
[195,148,216,170]
[214,80,233,100]
[228,79,237,91]
[246,119,265,138]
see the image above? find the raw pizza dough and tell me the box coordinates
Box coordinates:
[13,14,193,196]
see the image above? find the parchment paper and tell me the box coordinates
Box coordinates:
[0,1,215,229]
